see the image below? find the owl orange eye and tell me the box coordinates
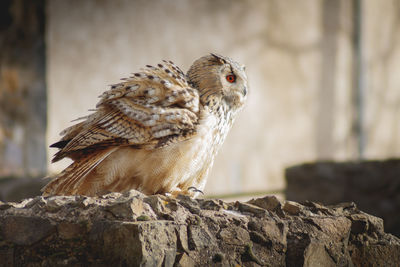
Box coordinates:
[226,74,236,83]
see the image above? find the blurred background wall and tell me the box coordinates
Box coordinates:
[0,0,46,177]
[1,0,399,200]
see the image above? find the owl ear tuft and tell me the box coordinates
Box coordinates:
[210,53,227,64]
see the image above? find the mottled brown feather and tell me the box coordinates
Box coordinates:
[43,147,118,195]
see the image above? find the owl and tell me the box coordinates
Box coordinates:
[42,53,247,198]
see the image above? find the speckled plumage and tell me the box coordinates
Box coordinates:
[42,54,248,198]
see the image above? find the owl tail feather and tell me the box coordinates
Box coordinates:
[42,147,118,196]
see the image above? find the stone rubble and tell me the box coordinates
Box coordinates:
[0,190,399,266]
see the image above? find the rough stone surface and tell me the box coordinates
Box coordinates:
[0,191,399,267]
[286,159,400,237]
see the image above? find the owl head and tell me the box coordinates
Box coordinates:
[187,53,248,112]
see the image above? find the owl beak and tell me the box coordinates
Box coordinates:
[242,86,248,97]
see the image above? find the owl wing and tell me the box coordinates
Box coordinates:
[51,60,200,163]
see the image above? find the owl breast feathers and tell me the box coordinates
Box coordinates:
[42,53,248,198]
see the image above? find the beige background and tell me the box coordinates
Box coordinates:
[46,0,400,198]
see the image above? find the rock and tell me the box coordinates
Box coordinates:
[1,216,55,246]
[0,177,48,202]
[285,159,400,237]
[175,253,196,267]
[248,195,281,211]
[0,190,399,266]
[57,222,86,240]
[283,201,302,215]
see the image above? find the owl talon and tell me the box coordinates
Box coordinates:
[188,186,204,195]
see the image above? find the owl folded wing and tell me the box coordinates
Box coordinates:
[51,61,200,163]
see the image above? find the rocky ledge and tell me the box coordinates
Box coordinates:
[0,191,399,267]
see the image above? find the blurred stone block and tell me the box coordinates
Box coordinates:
[0,176,48,202]
[285,159,400,237]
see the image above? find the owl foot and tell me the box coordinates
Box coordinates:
[188,186,204,195]
[166,186,203,198]
[164,187,183,198]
